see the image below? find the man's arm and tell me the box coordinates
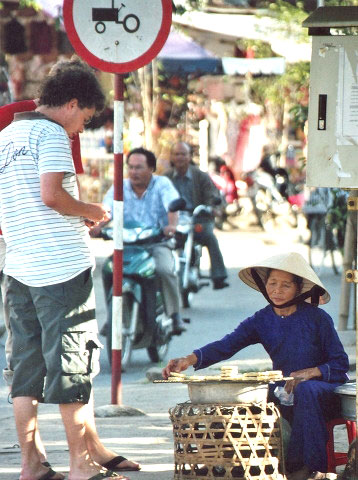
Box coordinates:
[40,172,108,222]
[163,211,178,237]
[194,168,222,206]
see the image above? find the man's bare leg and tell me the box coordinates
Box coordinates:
[85,395,140,471]
[13,396,64,480]
[60,402,129,480]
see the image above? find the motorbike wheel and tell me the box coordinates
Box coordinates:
[181,288,191,309]
[106,292,135,371]
[254,189,273,231]
[147,312,171,363]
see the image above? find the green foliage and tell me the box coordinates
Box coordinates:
[18,0,40,9]
[250,61,310,128]
[173,0,205,14]
[238,39,275,58]
[289,104,308,130]
[267,0,308,24]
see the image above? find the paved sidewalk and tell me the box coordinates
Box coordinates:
[0,367,355,479]
[0,224,356,479]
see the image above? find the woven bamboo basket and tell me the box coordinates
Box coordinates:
[169,402,286,480]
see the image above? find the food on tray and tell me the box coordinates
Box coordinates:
[165,368,284,383]
[242,370,283,381]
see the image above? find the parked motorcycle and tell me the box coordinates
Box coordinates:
[101,198,185,369]
[175,205,214,309]
[242,168,297,230]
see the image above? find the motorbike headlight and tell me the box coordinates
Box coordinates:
[176,224,190,234]
[123,229,138,243]
[178,211,191,224]
[138,228,155,240]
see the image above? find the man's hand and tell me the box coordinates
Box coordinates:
[284,367,322,394]
[163,224,176,237]
[86,203,110,223]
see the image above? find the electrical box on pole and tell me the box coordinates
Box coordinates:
[303,6,358,188]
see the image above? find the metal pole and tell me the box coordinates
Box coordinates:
[111,73,124,405]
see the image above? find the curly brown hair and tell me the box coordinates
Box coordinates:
[38,64,105,113]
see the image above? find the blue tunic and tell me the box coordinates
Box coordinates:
[193,303,349,473]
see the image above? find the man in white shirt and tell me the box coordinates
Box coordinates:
[0,63,123,480]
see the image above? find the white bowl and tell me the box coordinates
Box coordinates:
[187,382,268,404]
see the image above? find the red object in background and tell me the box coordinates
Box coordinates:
[219,165,239,204]
[287,193,305,209]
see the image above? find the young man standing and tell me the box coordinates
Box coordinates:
[0,65,125,480]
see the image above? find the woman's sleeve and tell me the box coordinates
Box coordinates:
[193,314,261,370]
[317,311,349,383]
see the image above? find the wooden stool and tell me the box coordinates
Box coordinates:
[326,417,356,473]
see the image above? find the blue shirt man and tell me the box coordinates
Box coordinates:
[97,147,186,335]
[103,175,179,230]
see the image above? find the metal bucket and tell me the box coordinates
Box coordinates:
[187,382,268,404]
[334,382,356,421]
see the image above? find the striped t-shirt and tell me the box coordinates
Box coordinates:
[0,111,93,286]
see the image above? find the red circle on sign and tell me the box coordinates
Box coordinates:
[63,0,172,73]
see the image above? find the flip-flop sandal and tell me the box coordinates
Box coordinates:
[19,467,64,480]
[102,455,141,472]
[38,469,62,480]
[88,473,126,480]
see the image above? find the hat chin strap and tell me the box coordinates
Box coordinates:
[250,268,325,308]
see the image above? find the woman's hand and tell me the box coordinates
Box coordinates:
[285,367,322,394]
[162,354,197,380]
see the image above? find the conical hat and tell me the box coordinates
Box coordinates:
[238,252,330,305]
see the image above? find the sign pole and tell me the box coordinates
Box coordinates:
[111,73,124,405]
[63,0,172,412]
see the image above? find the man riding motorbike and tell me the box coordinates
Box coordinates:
[166,142,229,290]
[91,147,187,335]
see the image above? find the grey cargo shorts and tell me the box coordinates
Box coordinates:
[5,268,102,404]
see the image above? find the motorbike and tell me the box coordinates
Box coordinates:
[175,205,214,309]
[101,198,185,369]
[242,168,297,231]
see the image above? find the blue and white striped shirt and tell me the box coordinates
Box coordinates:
[0,112,93,286]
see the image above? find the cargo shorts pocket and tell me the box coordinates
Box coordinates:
[61,331,103,375]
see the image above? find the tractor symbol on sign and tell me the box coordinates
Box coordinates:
[92,0,140,34]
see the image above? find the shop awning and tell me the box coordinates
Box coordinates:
[157,30,223,74]
[222,57,285,75]
[173,10,311,63]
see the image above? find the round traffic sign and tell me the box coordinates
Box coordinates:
[63,0,172,73]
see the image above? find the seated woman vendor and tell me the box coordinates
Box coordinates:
[162,252,349,480]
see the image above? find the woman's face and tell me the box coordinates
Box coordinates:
[265,269,300,306]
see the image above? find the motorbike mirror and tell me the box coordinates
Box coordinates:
[168,197,186,212]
